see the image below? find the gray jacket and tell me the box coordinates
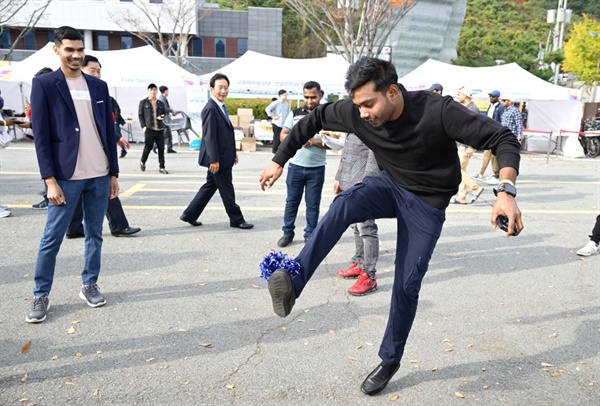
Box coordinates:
[335,133,380,191]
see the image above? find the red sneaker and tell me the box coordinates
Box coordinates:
[348,272,377,296]
[337,262,362,278]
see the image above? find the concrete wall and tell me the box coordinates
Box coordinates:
[247,7,282,57]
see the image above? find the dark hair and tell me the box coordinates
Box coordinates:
[210,73,229,88]
[303,81,321,92]
[147,83,157,90]
[83,55,101,68]
[278,89,287,96]
[344,57,398,96]
[34,67,53,77]
[159,86,168,93]
[53,26,83,44]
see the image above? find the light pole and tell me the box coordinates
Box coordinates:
[590,31,599,103]
[547,0,572,85]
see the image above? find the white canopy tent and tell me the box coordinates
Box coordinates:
[400,59,584,156]
[1,43,207,141]
[200,51,351,99]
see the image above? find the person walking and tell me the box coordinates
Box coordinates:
[26,26,120,323]
[139,84,169,174]
[500,95,524,143]
[334,133,380,295]
[276,81,328,248]
[576,215,600,256]
[473,90,504,185]
[265,89,290,153]
[180,73,253,230]
[259,57,523,396]
[158,85,179,153]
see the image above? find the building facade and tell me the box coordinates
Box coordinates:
[0,0,282,75]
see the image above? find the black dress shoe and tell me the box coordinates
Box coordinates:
[361,361,400,396]
[277,235,293,247]
[120,149,127,158]
[267,269,295,317]
[66,232,85,239]
[180,215,202,226]
[231,221,254,229]
[111,226,141,237]
[167,149,177,153]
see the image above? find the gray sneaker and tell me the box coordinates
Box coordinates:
[26,296,50,323]
[79,284,107,307]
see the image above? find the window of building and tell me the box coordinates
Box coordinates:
[23,31,36,50]
[238,38,248,57]
[215,37,226,58]
[191,37,203,57]
[149,0,163,3]
[0,30,11,49]
[48,29,54,43]
[97,33,109,50]
[120,0,133,2]
[121,34,132,49]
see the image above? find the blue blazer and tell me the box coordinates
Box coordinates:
[31,69,119,180]
[198,98,236,169]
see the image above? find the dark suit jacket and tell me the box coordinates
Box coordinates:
[487,103,505,123]
[198,98,236,169]
[31,69,118,180]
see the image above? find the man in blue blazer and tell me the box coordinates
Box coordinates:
[26,26,119,323]
[180,73,253,229]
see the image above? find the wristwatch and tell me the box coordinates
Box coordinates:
[494,183,517,198]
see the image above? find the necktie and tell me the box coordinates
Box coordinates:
[221,104,230,123]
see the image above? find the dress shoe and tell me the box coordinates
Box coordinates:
[159,168,169,174]
[231,221,254,229]
[361,361,400,396]
[120,149,127,158]
[111,226,141,237]
[140,161,146,172]
[338,262,362,278]
[167,149,177,153]
[277,235,293,247]
[267,269,295,317]
[180,215,202,226]
[65,232,85,239]
[348,272,377,296]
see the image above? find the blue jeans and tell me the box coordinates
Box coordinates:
[290,172,445,365]
[282,163,326,239]
[33,175,110,297]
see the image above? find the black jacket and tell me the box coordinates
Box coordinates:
[138,97,166,130]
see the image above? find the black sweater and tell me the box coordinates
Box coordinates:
[273,85,521,209]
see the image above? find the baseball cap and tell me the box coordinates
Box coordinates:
[458,86,475,98]
[428,83,443,92]
[488,90,501,97]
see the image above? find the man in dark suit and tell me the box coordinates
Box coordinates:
[180,73,253,229]
[27,26,119,323]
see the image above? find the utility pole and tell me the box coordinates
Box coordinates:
[547,0,572,85]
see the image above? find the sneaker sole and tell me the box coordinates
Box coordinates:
[25,301,50,323]
[338,273,362,279]
[349,283,378,296]
[79,291,107,308]
[268,270,295,317]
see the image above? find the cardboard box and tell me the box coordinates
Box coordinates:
[237,108,253,116]
[238,115,255,136]
[235,140,242,150]
[241,137,256,152]
[228,114,239,127]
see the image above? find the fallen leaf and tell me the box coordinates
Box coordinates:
[146,358,155,363]
[559,369,566,373]
[408,359,420,363]
[19,398,28,402]
[541,362,554,367]
[203,325,210,329]
[203,269,209,273]
[199,283,206,286]
[390,395,399,401]
[71,320,80,324]
[75,352,82,357]
[281,326,287,331]
[548,333,558,338]
[482,368,486,371]
[225,384,235,390]
[67,327,75,335]
[251,284,260,288]
[199,343,214,348]
[21,373,28,382]
[365,342,373,346]
[483,385,489,390]
[551,373,560,377]
[356,345,364,350]
[163,364,169,369]
[348,356,358,361]
[21,341,32,354]
[455,392,465,398]
[432,367,439,372]
[442,338,452,343]
[297,319,305,323]
[444,349,454,352]
[177,329,188,332]
[51,355,58,361]
[229,288,237,291]
[65,381,75,385]
[181,381,189,385]
[96,350,103,354]
[308,328,316,331]
[467,344,473,349]
[329,330,335,334]
[93,389,99,397]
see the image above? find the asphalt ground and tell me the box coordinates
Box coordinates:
[0,141,598,405]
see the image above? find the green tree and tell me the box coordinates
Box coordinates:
[562,15,600,85]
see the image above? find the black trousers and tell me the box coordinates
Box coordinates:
[164,126,174,150]
[67,196,129,235]
[141,128,165,169]
[182,167,244,226]
[591,214,600,244]
[272,124,282,154]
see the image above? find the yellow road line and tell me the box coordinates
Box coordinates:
[120,183,146,198]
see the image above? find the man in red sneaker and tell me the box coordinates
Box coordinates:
[334,133,381,295]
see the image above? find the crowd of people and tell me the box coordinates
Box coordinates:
[0,25,597,398]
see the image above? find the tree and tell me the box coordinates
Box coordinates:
[107,0,211,66]
[283,0,416,63]
[562,15,600,85]
[0,0,53,61]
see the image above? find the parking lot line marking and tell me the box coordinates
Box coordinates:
[120,182,147,198]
